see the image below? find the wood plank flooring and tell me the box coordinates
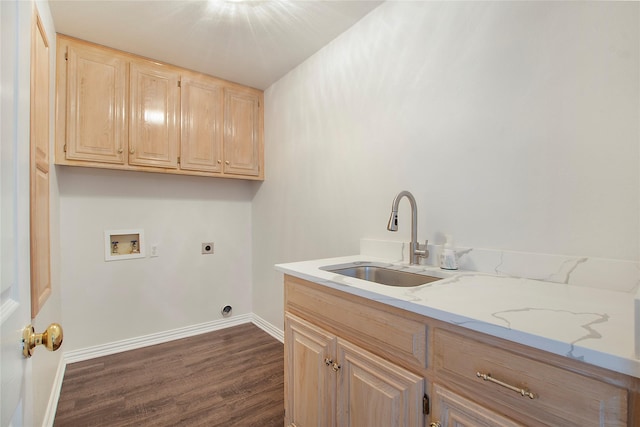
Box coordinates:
[54,323,284,427]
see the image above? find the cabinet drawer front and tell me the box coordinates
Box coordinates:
[285,276,427,370]
[434,329,628,427]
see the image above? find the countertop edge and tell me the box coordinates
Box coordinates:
[276,255,640,379]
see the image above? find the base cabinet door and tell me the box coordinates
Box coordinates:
[430,384,523,427]
[337,339,424,427]
[285,313,425,427]
[285,313,336,427]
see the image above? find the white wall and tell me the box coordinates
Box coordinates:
[57,168,256,351]
[253,2,640,329]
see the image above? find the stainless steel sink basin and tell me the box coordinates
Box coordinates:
[322,263,441,287]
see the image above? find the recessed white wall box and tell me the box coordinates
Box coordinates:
[104,229,145,261]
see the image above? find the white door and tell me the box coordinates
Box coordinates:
[1,1,35,425]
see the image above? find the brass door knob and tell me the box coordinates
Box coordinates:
[429,422,442,427]
[22,323,63,358]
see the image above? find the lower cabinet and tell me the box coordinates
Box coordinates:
[285,313,425,427]
[430,384,523,427]
[284,275,637,426]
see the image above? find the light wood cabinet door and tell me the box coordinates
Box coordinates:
[337,339,424,427]
[129,60,179,168]
[180,75,223,172]
[223,88,261,176]
[65,40,127,164]
[431,384,524,427]
[285,313,336,427]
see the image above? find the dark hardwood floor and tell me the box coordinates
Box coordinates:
[54,323,284,427]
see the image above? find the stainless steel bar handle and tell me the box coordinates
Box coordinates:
[476,371,536,399]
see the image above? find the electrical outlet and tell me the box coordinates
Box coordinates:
[201,242,214,254]
[150,245,159,257]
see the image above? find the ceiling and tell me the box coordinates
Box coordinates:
[48,0,383,90]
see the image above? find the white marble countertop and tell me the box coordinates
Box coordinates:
[276,254,639,379]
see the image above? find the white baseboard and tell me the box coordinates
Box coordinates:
[45,313,283,426]
[42,356,66,427]
[63,313,253,364]
[252,313,284,343]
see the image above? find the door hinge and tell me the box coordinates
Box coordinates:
[177,156,180,164]
[178,80,181,88]
[63,143,67,153]
[423,394,430,415]
[64,52,68,61]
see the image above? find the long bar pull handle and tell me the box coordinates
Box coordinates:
[476,371,536,399]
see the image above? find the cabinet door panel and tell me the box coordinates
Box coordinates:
[337,339,424,427]
[285,313,336,427]
[129,61,179,168]
[66,43,126,163]
[180,76,223,172]
[30,9,51,316]
[223,88,261,176]
[431,384,524,427]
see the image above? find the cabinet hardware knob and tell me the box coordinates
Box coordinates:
[217,160,222,164]
[117,148,123,154]
[324,358,333,366]
[332,362,341,372]
[429,423,442,427]
[225,160,230,165]
[476,371,536,399]
[22,323,63,358]
[129,148,135,154]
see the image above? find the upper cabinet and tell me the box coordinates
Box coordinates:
[223,88,262,177]
[180,75,223,173]
[64,41,127,164]
[55,35,264,180]
[129,60,180,169]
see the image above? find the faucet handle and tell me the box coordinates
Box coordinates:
[415,240,429,259]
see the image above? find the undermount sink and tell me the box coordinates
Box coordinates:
[321,262,441,287]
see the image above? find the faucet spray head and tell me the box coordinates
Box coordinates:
[387,211,398,231]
